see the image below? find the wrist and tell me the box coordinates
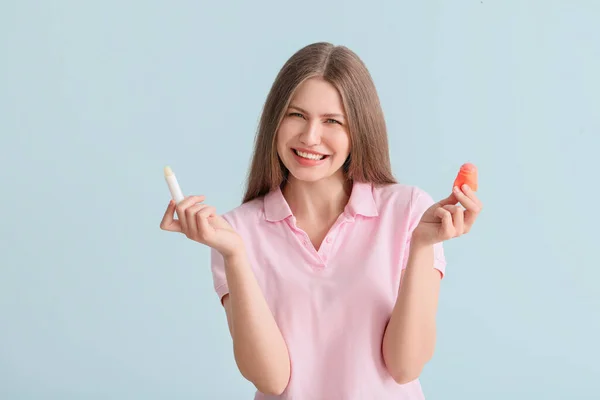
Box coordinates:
[410,236,433,252]
[222,246,247,265]
[407,239,434,269]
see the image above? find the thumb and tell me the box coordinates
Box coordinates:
[437,192,459,207]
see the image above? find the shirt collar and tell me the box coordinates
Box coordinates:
[263,181,378,222]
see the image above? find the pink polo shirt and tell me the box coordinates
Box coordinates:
[210,181,446,399]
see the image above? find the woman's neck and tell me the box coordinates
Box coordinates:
[282,173,352,222]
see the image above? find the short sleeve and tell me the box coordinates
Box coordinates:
[210,247,229,304]
[402,187,447,278]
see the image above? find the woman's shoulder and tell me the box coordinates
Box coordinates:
[373,183,435,220]
[219,196,265,228]
[372,182,436,217]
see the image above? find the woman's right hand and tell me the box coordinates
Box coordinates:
[159,195,244,258]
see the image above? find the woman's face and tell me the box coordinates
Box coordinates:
[276,77,351,183]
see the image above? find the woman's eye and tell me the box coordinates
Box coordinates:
[288,113,340,125]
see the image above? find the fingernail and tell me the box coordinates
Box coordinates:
[453,186,460,193]
[462,184,470,191]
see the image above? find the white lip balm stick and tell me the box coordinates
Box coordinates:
[164,166,185,204]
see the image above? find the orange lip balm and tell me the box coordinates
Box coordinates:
[454,163,478,191]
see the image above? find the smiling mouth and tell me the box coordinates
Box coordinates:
[293,149,328,160]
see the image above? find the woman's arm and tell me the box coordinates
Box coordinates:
[382,183,482,384]
[221,249,291,395]
[382,241,442,384]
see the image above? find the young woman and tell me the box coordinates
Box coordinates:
[160,42,482,399]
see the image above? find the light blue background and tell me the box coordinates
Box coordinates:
[1,1,598,399]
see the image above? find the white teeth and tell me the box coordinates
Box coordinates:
[295,150,325,160]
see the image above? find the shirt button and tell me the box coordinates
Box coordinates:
[326,236,333,243]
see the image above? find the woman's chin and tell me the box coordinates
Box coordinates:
[288,170,327,183]
[287,167,345,184]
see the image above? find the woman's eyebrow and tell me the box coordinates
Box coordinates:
[289,105,345,119]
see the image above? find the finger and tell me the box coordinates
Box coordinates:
[451,205,465,236]
[460,184,483,208]
[178,195,206,208]
[207,213,229,230]
[434,207,455,240]
[185,203,210,238]
[198,205,216,219]
[176,203,188,233]
[454,185,482,230]
[175,195,206,234]
[160,200,182,232]
[442,204,465,236]
[196,206,217,241]
[160,200,176,227]
[452,185,480,213]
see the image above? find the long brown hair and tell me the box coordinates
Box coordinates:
[242,42,396,204]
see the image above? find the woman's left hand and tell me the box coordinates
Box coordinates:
[412,184,483,246]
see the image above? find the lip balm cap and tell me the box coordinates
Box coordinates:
[459,163,476,173]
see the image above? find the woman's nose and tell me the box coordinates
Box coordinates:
[299,121,321,145]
